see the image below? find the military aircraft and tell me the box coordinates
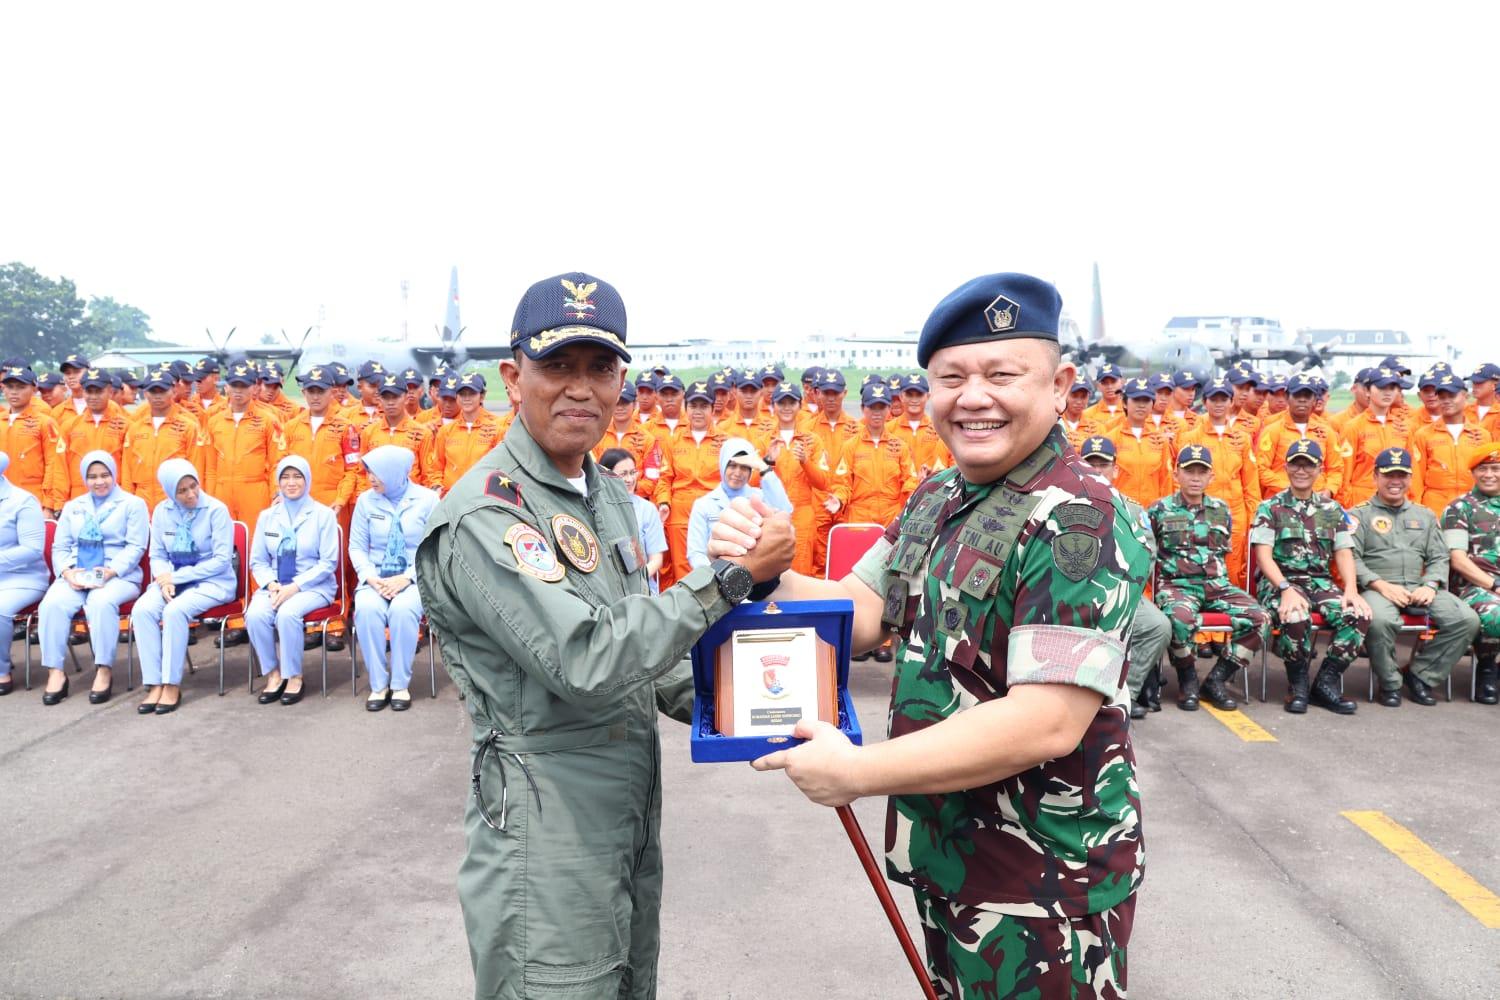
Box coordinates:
[93,267,511,379]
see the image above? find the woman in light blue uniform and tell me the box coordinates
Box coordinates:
[685,436,791,569]
[131,459,236,715]
[0,452,50,697]
[245,455,339,706]
[350,445,438,712]
[37,450,149,706]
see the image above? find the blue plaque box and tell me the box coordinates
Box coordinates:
[689,598,862,763]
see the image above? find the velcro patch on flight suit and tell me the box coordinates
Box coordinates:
[485,472,524,507]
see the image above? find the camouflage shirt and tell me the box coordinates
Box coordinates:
[851,425,1149,917]
[1441,488,1500,588]
[1248,488,1354,584]
[1148,492,1233,582]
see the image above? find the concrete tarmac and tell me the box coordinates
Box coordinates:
[2,642,1495,999]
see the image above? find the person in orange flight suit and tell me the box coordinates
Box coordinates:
[1255,373,1350,500]
[640,373,687,490]
[0,366,68,517]
[189,357,226,424]
[1082,362,1126,428]
[1144,372,1189,446]
[257,362,301,424]
[58,369,131,500]
[1329,370,1371,433]
[120,370,204,511]
[633,370,660,425]
[889,372,953,474]
[707,370,735,425]
[799,366,822,420]
[53,353,91,423]
[749,383,831,576]
[591,381,657,497]
[1108,378,1175,508]
[1179,377,1261,587]
[1058,373,1100,450]
[329,363,364,422]
[36,372,68,414]
[1168,370,1203,430]
[353,362,387,424]
[717,370,775,439]
[360,372,437,490]
[806,368,860,575]
[756,364,785,417]
[399,368,426,420]
[419,375,462,430]
[1339,368,1412,509]
[201,362,285,543]
[833,380,920,528]
[652,380,725,590]
[1411,371,1492,516]
[1465,363,1500,438]
[433,372,505,493]
[417,366,450,426]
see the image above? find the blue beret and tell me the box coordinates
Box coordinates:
[773,383,802,403]
[684,380,713,403]
[915,272,1062,368]
[1095,362,1123,382]
[298,364,336,389]
[1286,438,1323,463]
[1374,447,1414,473]
[1202,377,1234,399]
[861,381,895,406]
[1177,444,1213,468]
[1,365,37,386]
[1123,378,1154,400]
[1079,436,1116,460]
[511,272,629,363]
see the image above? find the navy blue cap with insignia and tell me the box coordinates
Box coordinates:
[1374,447,1414,474]
[298,365,335,389]
[1202,377,1234,399]
[1095,362,1123,382]
[657,373,685,393]
[119,370,142,388]
[915,272,1063,368]
[1433,372,1464,393]
[1,365,36,386]
[1177,444,1213,469]
[511,271,630,363]
[1287,373,1318,394]
[1079,436,1116,461]
[1355,367,1376,385]
[617,381,637,404]
[169,359,196,382]
[36,371,63,390]
[1147,372,1173,393]
[1173,370,1203,389]
[437,375,462,398]
[1266,374,1288,392]
[759,364,784,383]
[1286,438,1323,463]
[1471,362,1500,384]
[684,380,713,404]
[429,362,450,385]
[195,357,221,375]
[1379,354,1411,374]
[819,369,847,391]
[108,372,122,390]
[261,361,285,384]
[457,372,487,394]
[142,369,175,390]
[735,370,761,389]
[1123,377,1155,400]
[225,361,256,386]
[773,383,802,403]
[1225,367,1259,386]
[1069,374,1092,394]
[801,365,823,383]
[378,373,404,395]
[902,373,930,393]
[633,370,658,390]
[80,368,111,389]
[400,367,422,387]
[357,360,386,383]
[1370,367,1410,389]
[861,381,893,406]
[59,353,89,372]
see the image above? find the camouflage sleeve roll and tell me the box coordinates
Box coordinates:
[1248,497,1277,546]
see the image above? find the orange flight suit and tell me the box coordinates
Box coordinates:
[1339,409,1412,509]
[281,410,362,511]
[652,429,726,589]
[750,426,832,576]
[1108,425,1174,508]
[1255,412,1349,500]
[261,392,301,424]
[120,410,204,511]
[832,430,920,527]
[1082,400,1124,428]
[359,415,437,490]
[591,424,659,499]
[51,397,89,434]
[890,415,952,476]
[1177,423,1261,588]
[1465,401,1500,439]
[202,406,285,538]
[1329,402,1365,433]
[434,411,505,493]
[1411,421,1492,517]
[59,403,131,500]
[715,413,776,441]
[806,411,860,575]
[0,403,67,512]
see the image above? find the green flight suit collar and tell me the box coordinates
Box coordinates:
[499,413,606,500]
[1368,496,1414,515]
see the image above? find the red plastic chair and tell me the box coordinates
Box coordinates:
[63,544,151,690]
[137,521,249,696]
[19,520,56,690]
[247,525,351,696]
[1151,567,1252,704]
[824,523,885,581]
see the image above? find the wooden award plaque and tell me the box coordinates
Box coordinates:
[713,626,838,738]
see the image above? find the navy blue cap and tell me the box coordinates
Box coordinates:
[1173,370,1203,389]
[108,373,122,390]
[1355,367,1377,385]
[652,364,672,376]
[511,272,629,363]
[758,364,784,383]
[860,372,882,389]
[1095,362,1123,382]
[1146,372,1173,393]
[119,370,141,388]
[1471,363,1500,383]
[1,364,36,386]
[657,373,685,393]
[1202,377,1234,399]
[1225,367,1259,386]
[707,371,732,393]
[861,381,895,406]
[818,369,847,391]
[1287,373,1319,394]
[1069,375,1091,394]
[1418,370,1438,389]
[58,353,89,371]
[436,374,462,398]
[1177,444,1213,468]
[329,362,352,385]
[195,357,221,375]
[617,381,637,404]
[1266,374,1288,392]
[900,373,929,393]
[1379,355,1411,374]
[1370,367,1410,389]
[169,359,196,382]
[429,362,450,384]
[735,370,761,389]
[457,371,486,394]
[1285,438,1323,463]
[400,367,422,387]
[142,369,175,391]
[298,364,336,389]
[1432,371,1465,393]
[772,383,802,403]
[1079,436,1116,460]
[261,361,286,384]
[357,361,386,383]
[801,365,823,383]
[634,370,658,390]
[224,360,256,385]
[36,371,64,390]
[1123,377,1155,400]
[916,272,1063,368]
[1374,447,1414,473]
[684,380,713,403]
[80,368,111,389]
[377,372,405,395]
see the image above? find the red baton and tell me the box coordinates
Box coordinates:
[836,804,939,1000]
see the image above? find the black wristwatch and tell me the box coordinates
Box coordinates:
[710,558,754,604]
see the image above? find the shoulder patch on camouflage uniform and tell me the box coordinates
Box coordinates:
[1052,503,1104,530]
[484,472,524,507]
[1052,531,1101,581]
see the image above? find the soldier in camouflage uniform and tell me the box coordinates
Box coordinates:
[1078,435,1170,720]
[1442,442,1500,704]
[1149,445,1270,711]
[1250,438,1372,715]
[1349,446,1477,707]
[717,273,1148,999]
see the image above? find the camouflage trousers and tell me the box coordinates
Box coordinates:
[1255,576,1368,668]
[913,891,1135,1000]
[1155,576,1269,672]
[1456,584,1500,655]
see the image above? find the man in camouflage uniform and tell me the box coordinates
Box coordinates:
[714,273,1148,999]
[1250,438,1372,715]
[1442,442,1500,704]
[1349,447,1477,707]
[1078,435,1170,720]
[1149,445,1269,712]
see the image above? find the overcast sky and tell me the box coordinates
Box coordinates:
[2,3,1496,365]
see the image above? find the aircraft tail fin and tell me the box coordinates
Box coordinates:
[442,266,460,346]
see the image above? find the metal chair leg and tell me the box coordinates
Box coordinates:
[126,625,135,691]
[24,613,34,690]
[349,622,359,696]
[321,622,330,696]
[429,635,437,699]
[218,620,229,696]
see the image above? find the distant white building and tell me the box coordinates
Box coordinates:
[1161,315,1293,352]
[628,333,920,372]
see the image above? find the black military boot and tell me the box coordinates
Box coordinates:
[1130,696,1147,721]
[1175,665,1200,711]
[1475,656,1498,705]
[1284,660,1310,714]
[1403,671,1437,707]
[1310,663,1357,714]
[1200,660,1239,711]
[1145,668,1162,712]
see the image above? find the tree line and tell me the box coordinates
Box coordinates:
[0,261,154,364]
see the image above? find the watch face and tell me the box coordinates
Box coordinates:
[718,561,753,603]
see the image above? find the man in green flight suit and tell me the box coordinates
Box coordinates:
[1441,441,1500,704]
[1250,438,1372,715]
[1349,446,1478,706]
[416,272,791,1000]
[1149,444,1270,712]
[710,273,1149,1000]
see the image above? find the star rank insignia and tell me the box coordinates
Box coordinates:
[484,472,524,508]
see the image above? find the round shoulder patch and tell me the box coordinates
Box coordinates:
[551,513,600,573]
[1371,514,1392,534]
[504,522,565,582]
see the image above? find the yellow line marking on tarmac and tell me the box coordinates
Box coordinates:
[1342,810,1500,928]
[1202,704,1278,742]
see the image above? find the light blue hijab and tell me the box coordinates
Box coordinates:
[79,449,123,508]
[156,458,201,515]
[274,454,313,520]
[362,445,413,504]
[717,437,758,500]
